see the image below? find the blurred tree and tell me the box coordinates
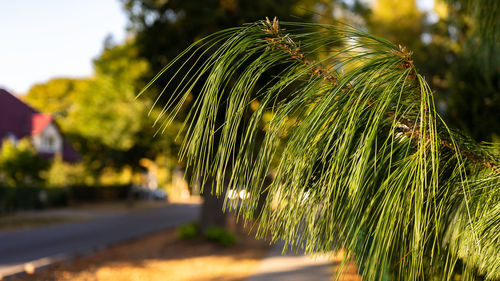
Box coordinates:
[366,0,499,142]
[23,78,90,120]
[369,0,424,49]
[444,38,500,141]
[67,42,151,151]
[0,139,49,186]
[122,0,309,75]
[25,42,175,183]
[430,0,500,141]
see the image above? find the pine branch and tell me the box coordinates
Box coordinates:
[262,17,500,175]
[142,19,500,281]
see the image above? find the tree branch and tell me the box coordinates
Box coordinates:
[262,17,500,174]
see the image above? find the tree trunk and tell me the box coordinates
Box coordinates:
[199,180,227,233]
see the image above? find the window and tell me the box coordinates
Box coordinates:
[5,132,18,146]
[43,136,55,150]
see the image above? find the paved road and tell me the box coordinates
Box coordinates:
[0,203,200,277]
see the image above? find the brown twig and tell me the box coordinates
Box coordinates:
[393,115,500,175]
[262,17,339,84]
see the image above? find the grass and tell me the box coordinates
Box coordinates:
[0,215,80,231]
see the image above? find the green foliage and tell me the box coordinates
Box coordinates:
[59,42,152,152]
[444,40,500,141]
[0,139,49,186]
[24,77,90,118]
[177,222,236,246]
[444,0,500,42]
[141,18,499,281]
[203,226,237,247]
[427,4,500,142]
[176,222,200,239]
[45,156,90,187]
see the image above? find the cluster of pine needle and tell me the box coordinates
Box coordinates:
[139,17,499,281]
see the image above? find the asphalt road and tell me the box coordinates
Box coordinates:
[0,203,200,277]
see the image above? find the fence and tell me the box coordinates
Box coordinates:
[0,185,131,214]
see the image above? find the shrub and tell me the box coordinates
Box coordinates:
[0,139,49,186]
[45,156,89,187]
[203,226,236,247]
[176,222,199,239]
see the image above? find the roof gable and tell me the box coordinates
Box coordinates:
[0,88,39,139]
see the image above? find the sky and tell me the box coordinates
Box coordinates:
[0,0,127,95]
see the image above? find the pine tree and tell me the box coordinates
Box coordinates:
[139,10,499,281]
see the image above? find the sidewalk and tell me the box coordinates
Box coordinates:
[248,241,363,281]
[247,241,333,281]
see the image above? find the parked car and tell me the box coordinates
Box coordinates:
[132,185,168,201]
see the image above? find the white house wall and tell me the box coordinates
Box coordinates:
[32,123,63,154]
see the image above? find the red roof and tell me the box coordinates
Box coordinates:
[0,88,80,162]
[31,114,53,136]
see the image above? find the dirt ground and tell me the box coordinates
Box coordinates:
[8,224,269,281]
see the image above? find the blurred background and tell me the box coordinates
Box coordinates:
[0,0,498,280]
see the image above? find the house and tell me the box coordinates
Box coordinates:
[0,88,79,162]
